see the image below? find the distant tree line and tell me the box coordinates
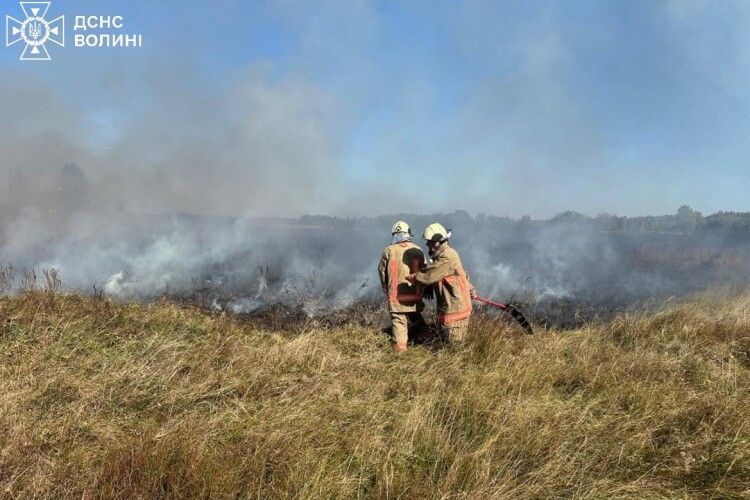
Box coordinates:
[301,206,750,234]
[5,163,749,235]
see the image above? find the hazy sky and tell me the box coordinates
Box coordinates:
[1,0,749,218]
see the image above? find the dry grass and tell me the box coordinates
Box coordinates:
[0,291,748,499]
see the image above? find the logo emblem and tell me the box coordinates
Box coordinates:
[6,2,64,61]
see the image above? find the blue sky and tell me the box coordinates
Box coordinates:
[1,0,749,217]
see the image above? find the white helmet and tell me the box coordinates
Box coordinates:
[391,220,412,243]
[422,222,451,242]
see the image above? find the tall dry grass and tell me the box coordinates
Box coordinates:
[0,291,747,498]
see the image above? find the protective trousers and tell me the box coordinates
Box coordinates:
[391,312,427,350]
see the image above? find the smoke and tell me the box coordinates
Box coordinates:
[0,61,745,315]
[1,57,360,305]
[3,68,348,217]
[2,1,750,322]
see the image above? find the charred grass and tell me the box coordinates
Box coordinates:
[0,291,748,498]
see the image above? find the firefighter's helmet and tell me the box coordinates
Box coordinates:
[391,221,411,235]
[422,223,451,242]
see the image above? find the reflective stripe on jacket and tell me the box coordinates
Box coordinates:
[378,241,425,313]
[412,242,475,325]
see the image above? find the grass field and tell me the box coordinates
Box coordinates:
[0,291,748,498]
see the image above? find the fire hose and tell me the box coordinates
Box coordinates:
[474,296,534,335]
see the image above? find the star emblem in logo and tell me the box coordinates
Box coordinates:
[6,2,64,61]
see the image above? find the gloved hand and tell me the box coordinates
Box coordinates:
[423,284,435,300]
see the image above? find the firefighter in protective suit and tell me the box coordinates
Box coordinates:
[378,221,427,352]
[407,223,476,343]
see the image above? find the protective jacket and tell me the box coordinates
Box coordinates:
[378,241,425,313]
[413,242,475,325]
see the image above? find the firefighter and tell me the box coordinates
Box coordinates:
[407,223,476,344]
[378,221,427,352]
